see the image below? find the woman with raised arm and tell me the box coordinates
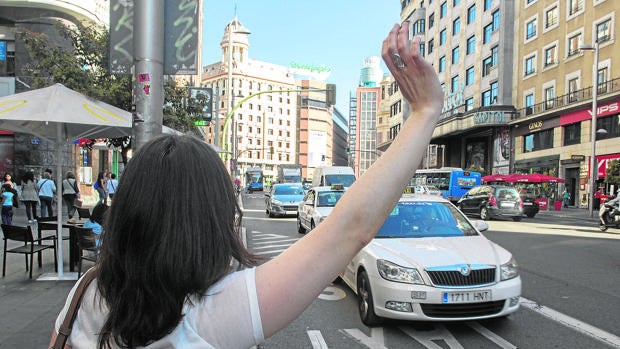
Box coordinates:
[51,22,443,349]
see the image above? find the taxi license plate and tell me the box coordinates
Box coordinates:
[443,290,491,303]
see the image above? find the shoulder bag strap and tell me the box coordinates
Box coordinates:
[39,179,48,195]
[71,179,79,194]
[50,268,97,349]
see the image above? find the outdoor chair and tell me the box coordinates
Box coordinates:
[36,216,69,268]
[1,224,57,279]
[74,226,99,277]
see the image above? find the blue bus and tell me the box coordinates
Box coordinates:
[245,168,264,192]
[412,168,481,202]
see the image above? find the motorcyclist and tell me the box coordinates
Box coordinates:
[599,189,620,225]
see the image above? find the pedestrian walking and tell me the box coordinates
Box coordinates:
[62,171,80,223]
[38,171,56,217]
[50,23,443,348]
[93,172,107,205]
[106,173,118,200]
[563,188,571,208]
[3,172,16,189]
[20,171,39,223]
[594,188,602,210]
[1,183,17,224]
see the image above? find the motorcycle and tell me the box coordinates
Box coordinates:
[599,202,620,231]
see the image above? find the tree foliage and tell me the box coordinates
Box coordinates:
[605,160,620,186]
[16,20,208,162]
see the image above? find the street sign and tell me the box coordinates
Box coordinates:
[194,120,209,126]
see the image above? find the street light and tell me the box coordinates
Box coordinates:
[580,41,599,217]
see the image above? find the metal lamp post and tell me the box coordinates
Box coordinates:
[580,41,599,217]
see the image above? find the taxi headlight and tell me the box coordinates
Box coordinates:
[501,257,519,281]
[271,199,283,206]
[377,259,424,284]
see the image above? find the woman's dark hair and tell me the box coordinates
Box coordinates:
[96,172,104,187]
[90,203,107,225]
[96,135,260,348]
[23,171,34,183]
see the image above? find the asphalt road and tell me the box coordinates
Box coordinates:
[241,192,620,349]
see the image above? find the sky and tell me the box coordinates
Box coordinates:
[201,0,401,115]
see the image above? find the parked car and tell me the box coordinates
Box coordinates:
[518,190,540,218]
[456,185,523,221]
[297,184,346,233]
[264,183,305,218]
[339,194,521,325]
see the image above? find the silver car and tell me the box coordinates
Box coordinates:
[265,183,305,218]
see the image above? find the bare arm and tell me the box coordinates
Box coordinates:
[256,22,444,337]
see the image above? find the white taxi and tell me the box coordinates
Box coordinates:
[339,194,521,325]
[297,184,346,234]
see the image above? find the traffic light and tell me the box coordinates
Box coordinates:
[326,84,336,106]
[321,154,326,161]
[346,147,350,156]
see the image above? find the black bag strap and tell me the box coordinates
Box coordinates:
[50,268,97,349]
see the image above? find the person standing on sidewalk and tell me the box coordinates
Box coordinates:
[106,173,118,201]
[20,171,39,223]
[1,183,17,224]
[563,188,571,208]
[94,172,107,205]
[37,171,56,217]
[62,171,80,223]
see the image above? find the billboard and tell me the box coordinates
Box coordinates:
[110,0,199,75]
[308,130,327,168]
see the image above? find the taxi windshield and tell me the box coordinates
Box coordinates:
[376,201,478,238]
[274,185,304,195]
[317,191,345,207]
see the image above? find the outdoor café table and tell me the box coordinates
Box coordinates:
[38,221,84,272]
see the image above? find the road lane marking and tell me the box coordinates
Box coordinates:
[318,286,346,301]
[253,238,299,245]
[400,325,464,349]
[342,328,387,349]
[307,330,329,349]
[520,297,620,348]
[252,243,296,250]
[466,322,517,349]
[254,249,288,255]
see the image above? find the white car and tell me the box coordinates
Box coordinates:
[297,185,346,234]
[340,194,521,326]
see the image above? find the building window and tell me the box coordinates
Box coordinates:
[568,0,583,16]
[544,86,555,109]
[567,78,579,102]
[567,33,581,56]
[492,10,500,30]
[467,5,476,24]
[439,56,446,72]
[526,19,536,40]
[525,93,534,115]
[545,5,558,29]
[453,0,460,5]
[597,67,609,93]
[451,75,460,93]
[465,97,474,111]
[597,115,620,140]
[482,81,498,106]
[440,29,447,45]
[453,17,461,35]
[452,46,460,64]
[483,23,493,43]
[524,56,536,76]
[428,39,434,54]
[484,0,492,11]
[524,128,554,152]
[440,1,447,18]
[544,45,556,67]
[596,19,611,43]
[466,36,475,54]
[482,56,493,76]
[466,67,474,85]
[429,13,435,28]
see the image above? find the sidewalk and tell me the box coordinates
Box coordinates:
[535,205,601,223]
[0,205,83,347]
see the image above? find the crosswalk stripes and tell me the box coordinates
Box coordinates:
[248,231,299,258]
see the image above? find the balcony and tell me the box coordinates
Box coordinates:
[514,77,620,120]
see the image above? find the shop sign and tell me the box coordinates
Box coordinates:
[473,111,507,124]
[571,155,585,161]
[529,121,543,130]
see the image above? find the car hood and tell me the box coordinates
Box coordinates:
[365,236,509,267]
[272,194,304,203]
[314,206,335,216]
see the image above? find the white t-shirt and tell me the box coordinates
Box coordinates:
[55,268,264,348]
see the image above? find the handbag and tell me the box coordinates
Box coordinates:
[74,199,83,208]
[49,268,97,349]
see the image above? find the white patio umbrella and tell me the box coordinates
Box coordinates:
[0,83,132,280]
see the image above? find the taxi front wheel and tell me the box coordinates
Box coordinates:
[297,216,306,234]
[357,271,383,327]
